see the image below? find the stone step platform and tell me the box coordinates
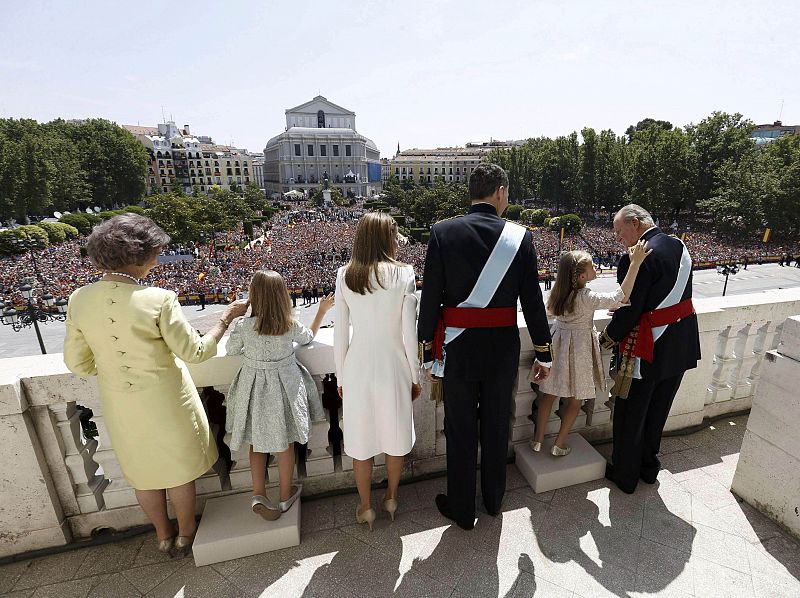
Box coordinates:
[514,433,606,493]
[192,491,300,567]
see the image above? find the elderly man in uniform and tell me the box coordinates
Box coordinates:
[601,204,701,494]
[418,163,553,530]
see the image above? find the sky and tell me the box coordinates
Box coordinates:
[2,0,799,156]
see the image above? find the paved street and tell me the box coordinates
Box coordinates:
[1,414,799,597]
[2,264,799,359]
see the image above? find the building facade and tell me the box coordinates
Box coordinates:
[751,120,800,146]
[388,140,520,185]
[263,96,382,199]
[250,152,265,190]
[123,122,255,194]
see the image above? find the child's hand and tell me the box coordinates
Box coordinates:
[225,299,249,320]
[629,240,652,266]
[318,293,335,314]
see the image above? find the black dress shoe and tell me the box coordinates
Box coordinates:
[605,464,637,494]
[435,494,474,530]
[640,471,658,484]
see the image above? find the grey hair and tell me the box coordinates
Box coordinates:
[616,204,655,228]
[86,214,170,270]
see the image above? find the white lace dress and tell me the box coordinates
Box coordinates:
[225,318,325,453]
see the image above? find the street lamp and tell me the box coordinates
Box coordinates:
[716,263,740,297]
[1,239,69,354]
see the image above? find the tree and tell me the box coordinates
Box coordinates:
[67,119,149,206]
[627,126,692,218]
[763,135,800,236]
[685,111,755,209]
[243,181,266,211]
[595,130,626,212]
[145,193,202,243]
[382,176,407,209]
[578,128,598,211]
[698,151,775,235]
[625,118,673,141]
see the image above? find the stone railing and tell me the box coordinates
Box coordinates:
[2,287,800,557]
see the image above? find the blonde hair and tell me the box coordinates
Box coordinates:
[249,270,293,336]
[547,251,594,316]
[344,212,402,295]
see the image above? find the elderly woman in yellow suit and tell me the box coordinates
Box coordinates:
[64,214,248,556]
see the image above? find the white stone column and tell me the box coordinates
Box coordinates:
[0,366,71,557]
[732,315,800,538]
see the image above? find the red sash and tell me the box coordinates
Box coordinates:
[629,298,695,363]
[433,306,517,360]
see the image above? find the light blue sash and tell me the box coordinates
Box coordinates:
[432,221,527,377]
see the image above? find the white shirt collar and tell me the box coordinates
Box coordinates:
[639,226,656,241]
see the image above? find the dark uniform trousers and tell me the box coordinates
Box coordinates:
[443,353,518,522]
[611,373,684,488]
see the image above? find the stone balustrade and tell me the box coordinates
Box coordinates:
[2,287,800,557]
[731,314,800,537]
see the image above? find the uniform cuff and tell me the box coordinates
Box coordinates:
[535,360,552,368]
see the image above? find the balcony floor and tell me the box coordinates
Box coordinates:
[2,414,799,597]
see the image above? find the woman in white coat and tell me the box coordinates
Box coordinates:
[334,212,421,529]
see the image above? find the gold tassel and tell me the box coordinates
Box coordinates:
[429,378,444,404]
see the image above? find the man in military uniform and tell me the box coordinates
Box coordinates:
[600,204,701,494]
[418,163,553,530]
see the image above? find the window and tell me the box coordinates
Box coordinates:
[307,144,314,156]
[294,144,301,156]
[333,145,339,156]
[402,167,406,174]
[320,145,327,156]
[345,145,352,157]
[395,168,399,174]
[317,110,325,128]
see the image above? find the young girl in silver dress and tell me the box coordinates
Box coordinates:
[530,241,650,456]
[226,270,333,519]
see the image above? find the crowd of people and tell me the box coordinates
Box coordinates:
[1,205,798,308]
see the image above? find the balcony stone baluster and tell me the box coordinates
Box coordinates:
[22,372,101,519]
[49,401,107,513]
[705,325,740,405]
[84,400,137,510]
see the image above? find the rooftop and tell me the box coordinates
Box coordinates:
[1,414,798,597]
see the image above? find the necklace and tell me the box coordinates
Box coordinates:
[105,272,141,285]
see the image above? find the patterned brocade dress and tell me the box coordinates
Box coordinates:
[224,318,325,454]
[534,287,627,400]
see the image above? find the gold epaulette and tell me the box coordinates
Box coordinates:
[418,340,432,363]
[599,329,618,350]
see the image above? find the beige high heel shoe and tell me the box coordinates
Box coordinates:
[355,505,376,531]
[383,498,398,522]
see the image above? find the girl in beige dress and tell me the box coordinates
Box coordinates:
[530,241,650,456]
